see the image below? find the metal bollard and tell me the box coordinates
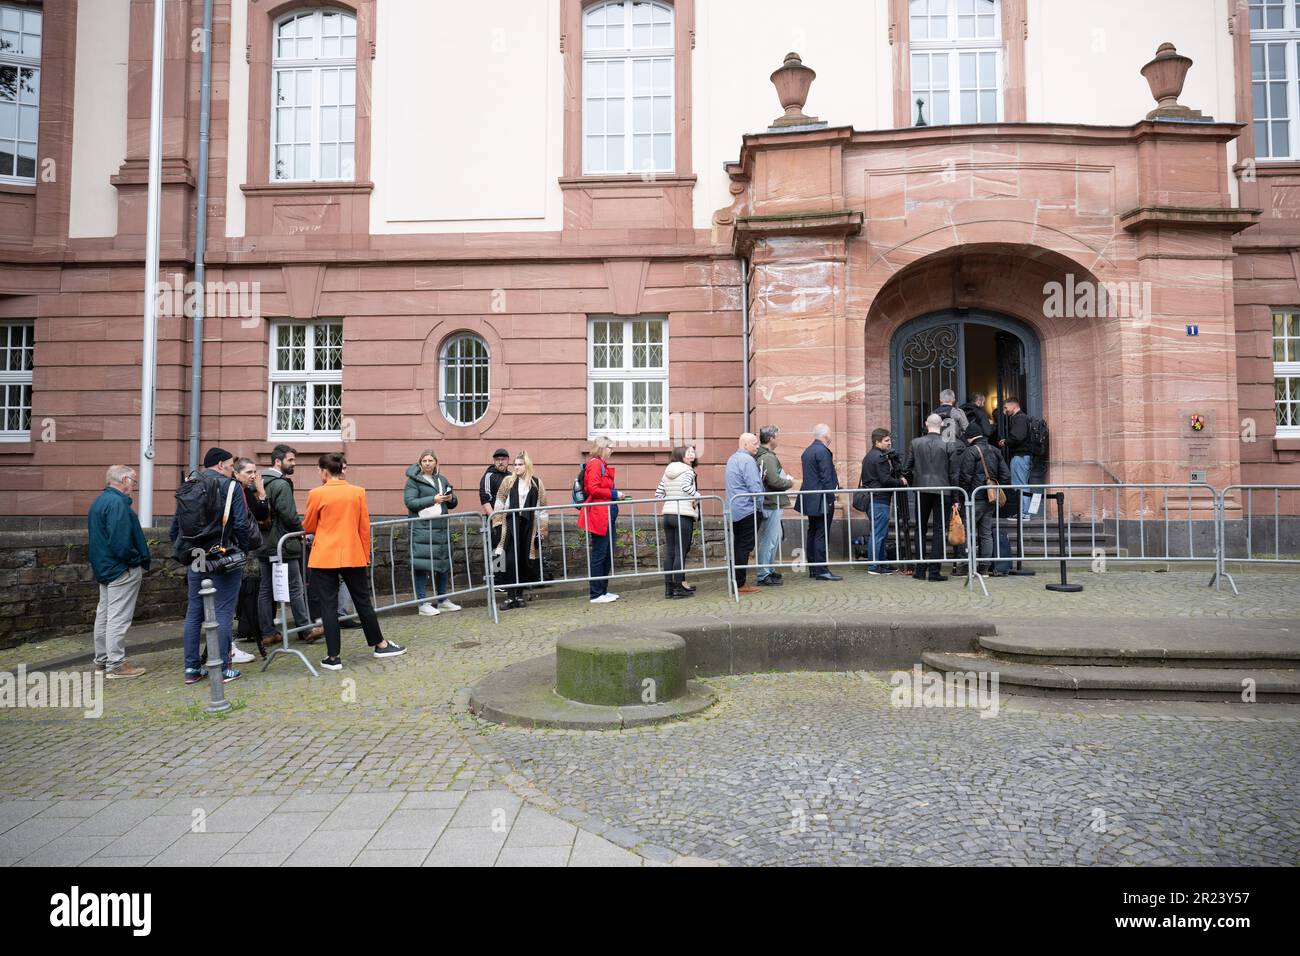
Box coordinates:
[1044,492,1083,594]
[201,577,232,714]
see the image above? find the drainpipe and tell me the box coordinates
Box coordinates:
[740,255,751,434]
[186,0,215,476]
[138,0,166,527]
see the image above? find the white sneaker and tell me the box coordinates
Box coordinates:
[437,600,462,612]
[229,646,255,664]
[417,603,440,616]
[590,593,619,604]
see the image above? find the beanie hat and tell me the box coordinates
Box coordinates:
[963,422,984,441]
[203,446,233,468]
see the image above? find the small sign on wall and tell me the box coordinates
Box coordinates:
[1190,470,1207,483]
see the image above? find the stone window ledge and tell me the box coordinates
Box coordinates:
[558,175,696,190]
[240,181,375,197]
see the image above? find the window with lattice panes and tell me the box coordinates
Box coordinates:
[1248,1,1300,159]
[909,0,1001,128]
[0,320,32,437]
[439,333,490,426]
[587,316,667,439]
[1274,311,1300,434]
[268,320,343,438]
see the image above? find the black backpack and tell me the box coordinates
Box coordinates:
[172,471,225,563]
[1026,416,1050,458]
[571,459,606,505]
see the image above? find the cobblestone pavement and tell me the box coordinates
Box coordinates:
[1,570,1298,866]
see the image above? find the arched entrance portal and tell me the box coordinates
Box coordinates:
[890,310,1042,458]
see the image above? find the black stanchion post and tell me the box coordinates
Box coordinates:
[1045,491,1082,593]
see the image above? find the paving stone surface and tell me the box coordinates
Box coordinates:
[0,570,1297,866]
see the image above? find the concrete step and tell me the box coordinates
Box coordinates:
[919,650,1300,702]
[978,619,1300,669]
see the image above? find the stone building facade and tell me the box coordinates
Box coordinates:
[0,0,1296,524]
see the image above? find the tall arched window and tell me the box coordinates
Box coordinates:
[909,0,1000,127]
[272,8,356,181]
[440,334,490,426]
[583,0,674,175]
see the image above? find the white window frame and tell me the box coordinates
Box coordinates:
[1273,309,1300,436]
[0,319,32,440]
[582,0,675,176]
[909,0,1002,127]
[439,333,491,426]
[0,2,41,185]
[586,316,668,441]
[271,8,356,183]
[1250,1,1300,160]
[267,319,343,440]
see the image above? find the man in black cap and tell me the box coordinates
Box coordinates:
[170,446,256,683]
[480,449,511,553]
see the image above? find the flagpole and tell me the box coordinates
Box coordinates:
[138,0,166,526]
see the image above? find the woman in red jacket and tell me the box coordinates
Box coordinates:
[578,437,618,603]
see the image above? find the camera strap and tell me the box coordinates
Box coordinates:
[216,479,236,553]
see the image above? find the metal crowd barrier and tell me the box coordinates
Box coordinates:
[725,486,984,601]
[1215,484,1300,594]
[484,494,732,604]
[368,511,497,623]
[968,482,1221,587]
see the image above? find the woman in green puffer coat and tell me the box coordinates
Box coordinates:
[404,450,459,616]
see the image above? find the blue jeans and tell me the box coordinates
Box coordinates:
[869,500,891,571]
[414,569,450,602]
[1011,454,1031,513]
[183,566,241,671]
[756,506,782,580]
[588,531,612,598]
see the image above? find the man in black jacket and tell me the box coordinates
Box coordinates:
[904,414,958,581]
[480,448,511,551]
[957,423,1012,575]
[997,397,1032,516]
[961,392,997,440]
[859,428,908,574]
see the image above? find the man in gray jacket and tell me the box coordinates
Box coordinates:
[754,425,795,586]
[904,414,959,582]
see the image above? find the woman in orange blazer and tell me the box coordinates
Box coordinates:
[302,453,404,669]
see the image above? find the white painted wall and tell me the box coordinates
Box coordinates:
[692,0,889,229]
[1027,0,1232,126]
[225,0,248,238]
[68,0,129,238]
[370,0,562,233]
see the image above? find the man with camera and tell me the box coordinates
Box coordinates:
[858,428,908,575]
[170,447,256,685]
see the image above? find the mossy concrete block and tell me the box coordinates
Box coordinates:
[556,626,688,706]
[469,654,715,730]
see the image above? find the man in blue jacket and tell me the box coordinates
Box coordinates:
[87,465,150,679]
[795,424,842,581]
[725,433,766,593]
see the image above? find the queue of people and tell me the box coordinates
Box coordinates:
[87,402,1050,684]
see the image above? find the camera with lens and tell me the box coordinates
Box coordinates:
[882,449,906,480]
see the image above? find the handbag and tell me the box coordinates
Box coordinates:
[947,502,967,547]
[852,489,873,513]
[975,445,1008,508]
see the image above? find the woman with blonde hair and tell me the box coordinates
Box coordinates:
[492,451,548,610]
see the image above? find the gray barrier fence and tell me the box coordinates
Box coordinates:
[1216,484,1300,594]
[724,487,984,600]
[486,494,733,605]
[253,481,1297,676]
[967,482,1221,588]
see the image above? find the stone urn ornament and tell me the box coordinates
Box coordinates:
[1140,42,1205,120]
[770,52,822,128]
